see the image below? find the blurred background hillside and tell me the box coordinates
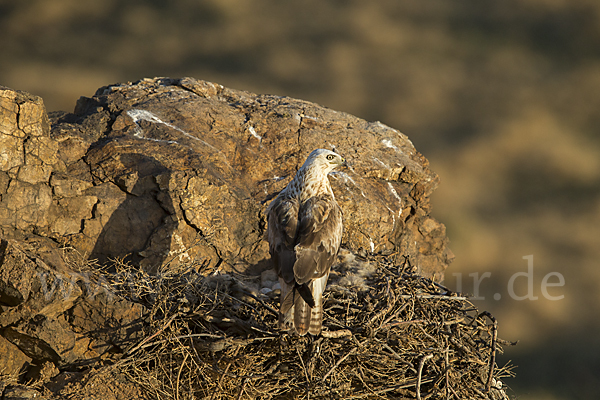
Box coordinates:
[1,1,599,398]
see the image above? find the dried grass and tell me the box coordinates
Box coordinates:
[98,253,514,399]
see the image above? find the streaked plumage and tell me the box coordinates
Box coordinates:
[267,149,345,335]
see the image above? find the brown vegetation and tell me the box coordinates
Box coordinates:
[86,253,513,399]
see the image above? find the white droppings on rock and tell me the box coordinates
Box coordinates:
[127,109,178,143]
[382,138,397,150]
[299,113,318,121]
[127,109,232,169]
[127,109,219,151]
[373,157,390,169]
[387,182,402,207]
[248,126,262,142]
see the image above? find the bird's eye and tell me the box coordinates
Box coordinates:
[326,154,334,160]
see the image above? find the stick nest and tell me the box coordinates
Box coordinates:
[104,253,514,399]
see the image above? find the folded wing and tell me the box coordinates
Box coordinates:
[268,193,342,335]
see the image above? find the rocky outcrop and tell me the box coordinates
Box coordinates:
[0,78,452,393]
[0,239,146,376]
[1,78,452,277]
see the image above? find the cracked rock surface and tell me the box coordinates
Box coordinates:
[0,78,452,391]
[2,78,452,276]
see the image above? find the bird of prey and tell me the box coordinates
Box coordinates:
[267,149,345,335]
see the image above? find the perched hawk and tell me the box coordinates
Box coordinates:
[267,149,345,335]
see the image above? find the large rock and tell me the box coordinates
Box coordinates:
[0,239,146,371]
[0,78,452,278]
[0,87,54,234]
[0,334,31,377]
[0,78,453,394]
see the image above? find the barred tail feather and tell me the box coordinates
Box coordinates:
[294,292,311,335]
[308,273,328,335]
[308,302,322,335]
[281,275,329,336]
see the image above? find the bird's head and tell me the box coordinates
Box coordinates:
[302,149,346,174]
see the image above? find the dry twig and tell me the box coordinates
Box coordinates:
[416,353,434,400]
[91,253,514,399]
